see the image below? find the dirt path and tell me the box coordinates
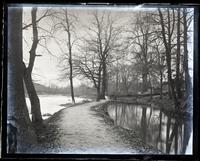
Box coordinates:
[35,101,159,154]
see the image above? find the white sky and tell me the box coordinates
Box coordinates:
[23,6,133,87]
[22,6,194,88]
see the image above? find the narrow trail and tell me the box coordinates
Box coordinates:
[35,101,160,154]
[40,101,140,154]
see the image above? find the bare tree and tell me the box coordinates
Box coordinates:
[85,11,122,99]
[120,64,134,95]
[151,40,166,99]
[74,44,102,101]
[183,8,193,112]
[51,9,78,104]
[23,7,58,127]
[63,9,76,104]
[158,8,179,108]
[175,8,182,99]
[127,12,156,93]
[23,7,43,128]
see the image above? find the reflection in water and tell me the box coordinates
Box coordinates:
[106,102,193,154]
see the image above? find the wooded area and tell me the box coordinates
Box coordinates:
[7,6,193,153]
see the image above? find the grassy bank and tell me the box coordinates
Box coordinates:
[111,95,192,119]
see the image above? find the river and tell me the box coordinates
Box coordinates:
[25,95,90,119]
[106,102,193,154]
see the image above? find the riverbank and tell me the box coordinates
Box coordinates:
[112,95,192,119]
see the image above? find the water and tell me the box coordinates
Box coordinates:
[106,102,193,154]
[26,95,91,119]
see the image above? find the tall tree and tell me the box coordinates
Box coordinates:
[7,6,36,152]
[128,12,156,93]
[23,7,57,128]
[74,11,121,100]
[158,8,179,108]
[183,8,193,112]
[64,9,76,103]
[88,11,121,99]
[74,44,102,101]
[23,7,43,128]
[52,9,78,104]
[151,39,166,99]
[176,8,182,99]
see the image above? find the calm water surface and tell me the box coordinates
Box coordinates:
[106,102,193,154]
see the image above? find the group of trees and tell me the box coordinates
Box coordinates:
[107,9,193,111]
[72,11,122,101]
[25,8,192,109]
[7,6,193,152]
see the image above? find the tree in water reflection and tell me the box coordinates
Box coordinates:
[107,102,192,154]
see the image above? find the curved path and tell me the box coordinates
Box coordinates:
[37,101,158,154]
[43,101,139,154]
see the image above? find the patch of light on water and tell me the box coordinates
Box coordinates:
[25,95,91,120]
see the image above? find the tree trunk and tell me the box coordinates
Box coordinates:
[100,60,107,99]
[142,72,148,93]
[149,75,153,99]
[96,73,101,101]
[69,55,75,104]
[116,69,119,94]
[167,54,178,107]
[157,48,163,100]
[183,8,192,112]
[23,68,43,128]
[65,9,75,104]
[166,9,178,107]
[96,87,101,101]
[176,8,182,99]
[160,70,163,99]
[96,66,102,101]
[158,9,178,108]
[142,31,149,93]
[7,7,37,153]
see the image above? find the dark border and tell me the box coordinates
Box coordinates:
[1,2,200,160]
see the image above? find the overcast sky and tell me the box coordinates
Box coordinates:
[22,5,194,88]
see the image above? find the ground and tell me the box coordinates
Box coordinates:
[29,100,161,154]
